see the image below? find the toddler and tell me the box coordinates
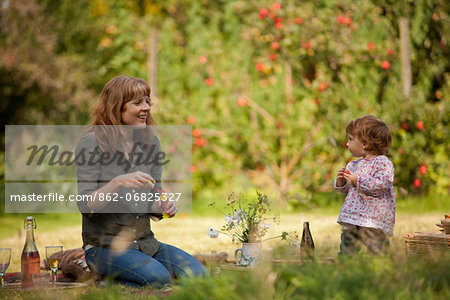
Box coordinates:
[334,115,395,255]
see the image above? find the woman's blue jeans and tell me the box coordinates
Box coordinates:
[84,243,209,287]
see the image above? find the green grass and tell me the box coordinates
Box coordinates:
[193,191,450,217]
[0,213,81,240]
[396,194,450,213]
[1,192,447,240]
[0,192,448,299]
[1,253,448,299]
[288,192,450,215]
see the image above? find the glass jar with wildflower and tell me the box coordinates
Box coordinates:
[208,191,296,266]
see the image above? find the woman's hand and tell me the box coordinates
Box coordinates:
[162,200,178,218]
[336,167,347,187]
[343,170,357,186]
[114,171,155,189]
[85,171,154,210]
[152,198,178,219]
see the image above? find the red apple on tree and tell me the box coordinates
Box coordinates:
[381,61,390,70]
[205,77,214,86]
[419,165,427,175]
[187,116,196,124]
[268,53,277,61]
[237,97,247,107]
[195,138,206,147]
[256,63,265,72]
[318,82,328,92]
[301,41,311,49]
[271,3,281,10]
[275,18,283,29]
[168,145,176,154]
[259,8,268,19]
[271,42,280,50]
[193,129,201,138]
[401,122,408,130]
[416,121,424,130]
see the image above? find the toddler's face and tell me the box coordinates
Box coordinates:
[346,134,366,157]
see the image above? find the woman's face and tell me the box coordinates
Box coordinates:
[121,95,151,127]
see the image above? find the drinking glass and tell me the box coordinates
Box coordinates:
[0,248,11,286]
[32,273,50,289]
[45,246,63,285]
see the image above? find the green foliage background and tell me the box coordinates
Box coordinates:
[1,0,449,206]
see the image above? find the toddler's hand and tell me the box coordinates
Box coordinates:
[343,170,357,186]
[336,167,347,187]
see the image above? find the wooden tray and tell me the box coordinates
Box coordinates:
[2,282,88,290]
[219,263,256,271]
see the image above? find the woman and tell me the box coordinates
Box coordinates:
[75,75,208,287]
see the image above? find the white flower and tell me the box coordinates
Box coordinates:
[208,228,219,238]
[264,224,271,230]
[234,209,245,222]
[225,215,236,228]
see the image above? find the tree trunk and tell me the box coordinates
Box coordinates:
[148,27,159,109]
[284,62,294,105]
[399,18,412,98]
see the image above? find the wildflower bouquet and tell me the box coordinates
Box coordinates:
[208,191,294,243]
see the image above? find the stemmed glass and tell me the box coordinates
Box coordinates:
[45,246,63,285]
[0,248,11,286]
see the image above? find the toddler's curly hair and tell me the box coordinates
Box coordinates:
[346,115,392,155]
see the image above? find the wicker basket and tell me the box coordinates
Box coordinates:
[404,231,450,256]
[443,219,450,234]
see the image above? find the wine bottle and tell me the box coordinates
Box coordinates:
[300,221,315,261]
[21,216,40,289]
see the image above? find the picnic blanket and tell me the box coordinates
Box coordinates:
[40,248,91,282]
